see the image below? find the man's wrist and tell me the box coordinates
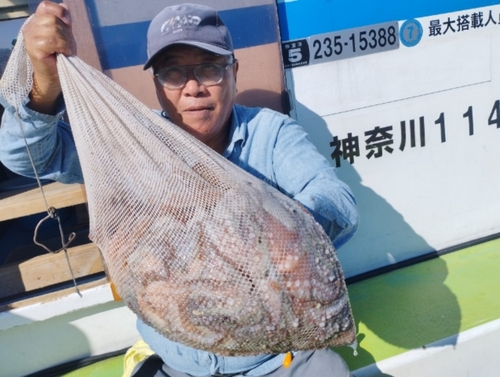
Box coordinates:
[28,75,62,115]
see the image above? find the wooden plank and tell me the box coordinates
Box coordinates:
[0,10,28,20]
[0,242,103,298]
[0,0,29,21]
[0,182,87,221]
[0,276,110,312]
[0,0,28,7]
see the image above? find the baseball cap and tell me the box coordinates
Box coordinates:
[143,3,234,70]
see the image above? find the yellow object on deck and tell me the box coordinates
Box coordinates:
[110,281,122,301]
[122,340,155,377]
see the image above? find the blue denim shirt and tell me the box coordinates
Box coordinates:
[0,102,358,376]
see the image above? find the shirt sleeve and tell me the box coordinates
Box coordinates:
[272,117,359,249]
[0,102,84,184]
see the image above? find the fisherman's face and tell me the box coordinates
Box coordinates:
[152,45,238,153]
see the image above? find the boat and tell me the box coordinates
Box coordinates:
[0,0,499,376]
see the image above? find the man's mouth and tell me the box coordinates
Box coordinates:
[185,105,213,113]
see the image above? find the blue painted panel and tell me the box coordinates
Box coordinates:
[278,0,500,41]
[89,4,279,71]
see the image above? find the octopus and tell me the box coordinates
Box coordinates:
[94,162,356,356]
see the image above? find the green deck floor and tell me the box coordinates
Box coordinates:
[60,237,500,376]
[335,237,500,370]
[59,354,124,377]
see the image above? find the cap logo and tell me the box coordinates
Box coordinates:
[160,15,202,34]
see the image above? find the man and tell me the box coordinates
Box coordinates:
[0,2,358,376]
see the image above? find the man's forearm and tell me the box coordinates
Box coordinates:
[0,103,83,184]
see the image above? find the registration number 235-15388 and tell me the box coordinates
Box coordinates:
[282,21,400,69]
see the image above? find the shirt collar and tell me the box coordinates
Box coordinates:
[223,105,246,158]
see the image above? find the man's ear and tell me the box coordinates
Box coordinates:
[232,59,239,82]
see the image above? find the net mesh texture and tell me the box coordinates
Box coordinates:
[0,27,356,356]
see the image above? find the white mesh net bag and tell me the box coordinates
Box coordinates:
[0,28,356,356]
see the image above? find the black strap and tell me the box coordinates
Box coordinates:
[132,354,165,377]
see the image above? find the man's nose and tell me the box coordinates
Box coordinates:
[183,73,205,95]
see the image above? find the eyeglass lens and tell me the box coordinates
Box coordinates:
[157,63,228,89]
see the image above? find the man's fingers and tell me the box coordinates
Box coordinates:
[24,16,73,58]
[24,0,75,58]
[37,1,71,26]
